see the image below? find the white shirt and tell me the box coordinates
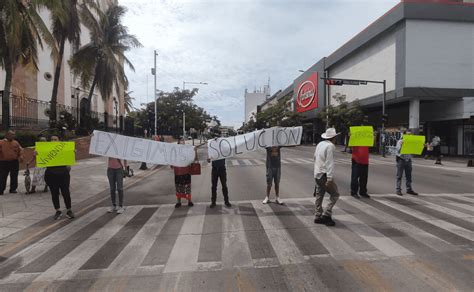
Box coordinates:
[313,140,336,180]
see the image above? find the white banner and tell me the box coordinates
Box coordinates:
[89,130,195,167]
[208,126,302,160]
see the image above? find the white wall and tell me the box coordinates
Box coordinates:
[328,30,396,103]
[421,97,474,122]
[405,20,474,89]
[244,91,267,122]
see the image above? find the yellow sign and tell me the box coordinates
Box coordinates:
[36,142,76,167]
[349,126,374,147]
[400,135,425,155]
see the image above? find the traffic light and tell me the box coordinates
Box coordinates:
[325,79,343,86]
[381,114,388,124]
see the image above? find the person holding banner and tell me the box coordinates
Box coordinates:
[395,132,418,196]
[313,128,340,227]
[207,155,231,208]
[44,136,75,219]
[0,130,23,195]
[107,157,127,214]
[171,139,196,208]
[263,146,283,205]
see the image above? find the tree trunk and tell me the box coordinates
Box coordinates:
[2,60,13,130]
[87,75,98,115]
[50,36,66,128]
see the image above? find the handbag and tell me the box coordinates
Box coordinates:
[189,162,201,175]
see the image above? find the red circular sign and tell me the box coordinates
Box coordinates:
[297,80,316,108]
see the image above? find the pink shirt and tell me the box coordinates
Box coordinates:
[108,158,124,169]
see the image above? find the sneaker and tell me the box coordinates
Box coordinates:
[224,201,232,208]
[407,190,418,196]
[210,202,216,208]
[66,210,75,219]
[175,202,182,208]
[396,191,403,196]
[323,215,336,226]
[314,216,326,224]
[359,193,371,199]
[275,198,283,205]
[262,197,270,204]
[54,210,62,220]
[107,206,116,213]
[188,201,194,207]
[351,193,360,199]
[116,207,125,214]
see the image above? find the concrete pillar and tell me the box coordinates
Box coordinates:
[409,98,420,134]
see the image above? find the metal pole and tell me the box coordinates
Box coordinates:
[183,111,186,141]
[381,80,386,157]
[154,50,157,137]
[182,82,185,90]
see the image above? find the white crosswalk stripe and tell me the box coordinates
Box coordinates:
[0,194,472,288]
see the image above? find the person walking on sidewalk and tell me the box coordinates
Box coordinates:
[26,137,49,194]
[432,135,442,165]
[107,157,127,214]
[263,146,283,205]
[207,155,231,208]
[395,131,418,196]
[44,136,75,219]
[313,128,340,226]
[0,130,23,195]
[171,139,195,208]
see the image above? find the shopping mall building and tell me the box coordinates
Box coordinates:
[272,0,473,156]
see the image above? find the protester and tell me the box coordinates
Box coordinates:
[432,135,442,165]
[395,131,418,196]
[313,128,340,226]
[44,136,75,219]
[350,118,371,199]
[207,152,231,208]
[171,139,196,208]
[263,146,282,204]
[107,157,127,214]
[26,137,48,194]
[0,130,23,195]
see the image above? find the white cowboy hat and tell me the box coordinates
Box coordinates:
[321,128,340,139]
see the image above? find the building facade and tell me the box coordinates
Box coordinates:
[244,84,271,123]
[0,0,125,131]
[264,0,473,155]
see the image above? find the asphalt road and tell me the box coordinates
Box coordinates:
[0,145,472,291]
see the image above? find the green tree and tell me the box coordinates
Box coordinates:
[124,91,135,114]
[49,0,81,127]
[69,3,141,116]
[255,96,302,129]
[0,0,58,128]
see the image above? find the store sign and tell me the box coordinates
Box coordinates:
[296,73,318,113]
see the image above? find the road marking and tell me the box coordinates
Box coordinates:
[23,206,142,291]
[163,204,206,273]
[406,195,474,223]
[342,260,392,292]
[446,202,474,214]
[230,160,240,166]
[241,159,253,166]
[222,207,253,269]
[250,201,304,265]
[251,159,264,165]
[375,199,474,241]
[398,257,457,291]
[335,207,414,257]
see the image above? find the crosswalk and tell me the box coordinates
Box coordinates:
[205,157,393,167]
[0,193,473,290]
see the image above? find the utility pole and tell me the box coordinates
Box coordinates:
[381,80,386,157]
[153,50,158,137]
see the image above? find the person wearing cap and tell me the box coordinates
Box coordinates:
[313,128,340,226]
[395,131,418,196]
[0,130,23,195]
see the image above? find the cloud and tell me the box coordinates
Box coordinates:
[121,0,399,128]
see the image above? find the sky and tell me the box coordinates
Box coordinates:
[120,0,400,128]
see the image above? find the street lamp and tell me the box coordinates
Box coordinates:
[181,81,208,143]
[151,50,158,137]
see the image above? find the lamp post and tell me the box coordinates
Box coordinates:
[113,97,118,132]
[75,87,80,128]
[181,81,208,142]
[151,50,158,137]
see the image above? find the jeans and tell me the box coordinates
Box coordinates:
[0,160,19,193]
[44,167,71,210]
[350,160,368,195]
[396,158,413,192]
[314,174,340,217]
[107,168,124,207]
[211,167,229,203]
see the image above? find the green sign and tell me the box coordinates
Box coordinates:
[400,135,425,155]
[349,126,374,147]
[36,142,76,167]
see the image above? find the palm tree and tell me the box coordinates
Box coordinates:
[124,91,136,114]
[69,3,141,117]
[48,0,81,127]
[0,0,58,129]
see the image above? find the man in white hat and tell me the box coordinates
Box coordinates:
[313,128,340,226]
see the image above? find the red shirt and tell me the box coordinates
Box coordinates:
[352,146,369,165]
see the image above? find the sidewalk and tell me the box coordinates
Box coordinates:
[0,157,154,241]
